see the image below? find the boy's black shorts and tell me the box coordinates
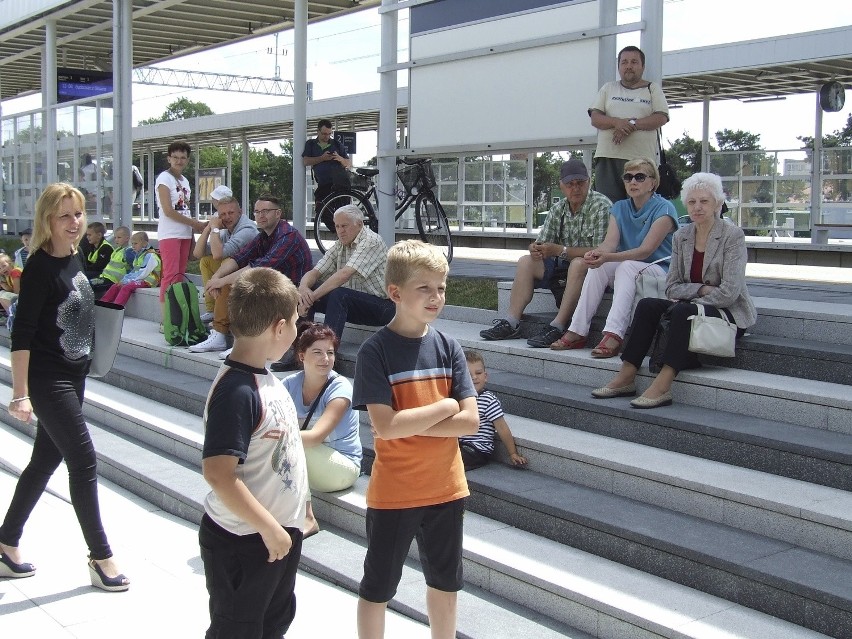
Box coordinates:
[359,498,465,603]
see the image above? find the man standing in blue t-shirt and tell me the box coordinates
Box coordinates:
[302,119,351,232]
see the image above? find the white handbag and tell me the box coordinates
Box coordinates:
[687,304,736,357]
[89,300,125,378]
[631,257,670,319]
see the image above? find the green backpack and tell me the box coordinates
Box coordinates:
[163,281,208,346]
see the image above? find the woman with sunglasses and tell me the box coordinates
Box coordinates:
[592,172,755,408]
[282,323,361,537]
[551,157,678,357]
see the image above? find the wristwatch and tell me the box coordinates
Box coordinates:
[628,118,637,126]
[559,246,569,260]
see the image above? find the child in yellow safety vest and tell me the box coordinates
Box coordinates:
[100,232,162,307]
[90,226,135,298]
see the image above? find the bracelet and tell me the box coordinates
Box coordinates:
[9,396,29,404]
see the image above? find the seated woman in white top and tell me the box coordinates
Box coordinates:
[283,323,361,537]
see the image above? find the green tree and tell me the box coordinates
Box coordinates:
[665,132,704,179]
[137,98,214,125]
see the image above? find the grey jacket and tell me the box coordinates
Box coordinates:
[666,217,757,328]
[220,213,259,258]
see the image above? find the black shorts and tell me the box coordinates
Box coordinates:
[359,498,465,603]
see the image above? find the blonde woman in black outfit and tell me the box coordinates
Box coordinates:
[0,183,129,592]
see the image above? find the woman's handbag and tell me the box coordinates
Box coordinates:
[89,300,125,378]
[687,305,736,357]
[631,257,670,319]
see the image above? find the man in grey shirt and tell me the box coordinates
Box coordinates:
[193,195,259,321]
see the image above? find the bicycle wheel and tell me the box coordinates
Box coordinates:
[415,190,453,264]
[314,189,376,254]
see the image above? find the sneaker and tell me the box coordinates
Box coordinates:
[188,329,227,353]
[479,319,521,341]
[527,325,565,348]
[200,311,214,323]
[218,347,233,360]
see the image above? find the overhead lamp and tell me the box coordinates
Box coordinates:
[742,96,787,103]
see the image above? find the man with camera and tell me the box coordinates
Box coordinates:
[478,160,611,347]
[302,119,352,232]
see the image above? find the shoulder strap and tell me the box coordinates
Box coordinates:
[301,374,336,431]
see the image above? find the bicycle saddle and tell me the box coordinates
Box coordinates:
[355,167,379,177]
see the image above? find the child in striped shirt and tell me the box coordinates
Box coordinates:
[459,349,528,471]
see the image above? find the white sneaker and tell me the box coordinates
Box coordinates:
[218,347,233,360]
[200,311,214,323]
[188,329,227,353]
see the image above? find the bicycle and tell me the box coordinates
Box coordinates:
[313,157,453,263]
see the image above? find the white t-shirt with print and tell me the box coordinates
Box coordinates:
[590,80,669,161]
[155,170,193,240]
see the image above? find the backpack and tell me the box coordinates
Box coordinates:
[163,281,208,346]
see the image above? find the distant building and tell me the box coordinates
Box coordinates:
[783,159,811,176]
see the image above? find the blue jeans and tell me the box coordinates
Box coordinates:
[311,287,395,340]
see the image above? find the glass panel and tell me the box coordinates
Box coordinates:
[463,160,483,182]
[56,106,76,138]
[822,148,852,176]
[506,160,527,180]
[708,154,740,177]
[464,183,483,202]
[821,178,852,202]
[506,183,526,202]
[740,179,774,205]
[775,178,809,205]
[439,184,458,202]
[485,183,504,202]
[77,105,98,136]
[436,162,457,182]
[99,100,114,133]
[740,205,773,230]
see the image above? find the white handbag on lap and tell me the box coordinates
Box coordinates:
[687,304,736,357]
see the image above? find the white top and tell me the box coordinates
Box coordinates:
[156,170,193,240]
[590,80,669,161]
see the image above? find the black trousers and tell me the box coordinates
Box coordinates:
[199,514,303,639]
[622,298,742,374]
[0,369,112,559]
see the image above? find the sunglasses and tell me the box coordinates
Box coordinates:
[622,173,649,183]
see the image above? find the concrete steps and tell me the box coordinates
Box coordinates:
[500,284,852,386]
[1,282,850,637]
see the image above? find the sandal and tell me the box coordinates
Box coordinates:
[550,333,588,351]
[591,332,623,359]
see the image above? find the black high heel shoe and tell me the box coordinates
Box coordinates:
[88,556,130,592]
[0,552,35,578]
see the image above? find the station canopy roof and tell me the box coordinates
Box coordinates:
[1,5,849,149]
[0,0,380,100]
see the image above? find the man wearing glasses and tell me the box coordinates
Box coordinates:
[479,160,611,347]
[588,46,669,203]
[190,195,312,354]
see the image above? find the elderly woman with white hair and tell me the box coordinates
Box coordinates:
[592,172,756,408]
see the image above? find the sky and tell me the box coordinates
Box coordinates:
[3,0,851,168]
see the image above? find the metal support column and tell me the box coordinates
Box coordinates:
[526,153,535,233]
[292,0,308,232]
[810,92,824,243]
[377,0,398,248]
[701,97,710,172]
[113,0,133,229]
[598,0,618,85]
[640,0,664,84]
[44,19,58,185]
[242,134,250,213]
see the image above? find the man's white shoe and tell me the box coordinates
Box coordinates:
[188,329,227,353]
[200,311,214,323]
[218,347,233,360]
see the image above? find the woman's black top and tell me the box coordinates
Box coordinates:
[11,248,94,377]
